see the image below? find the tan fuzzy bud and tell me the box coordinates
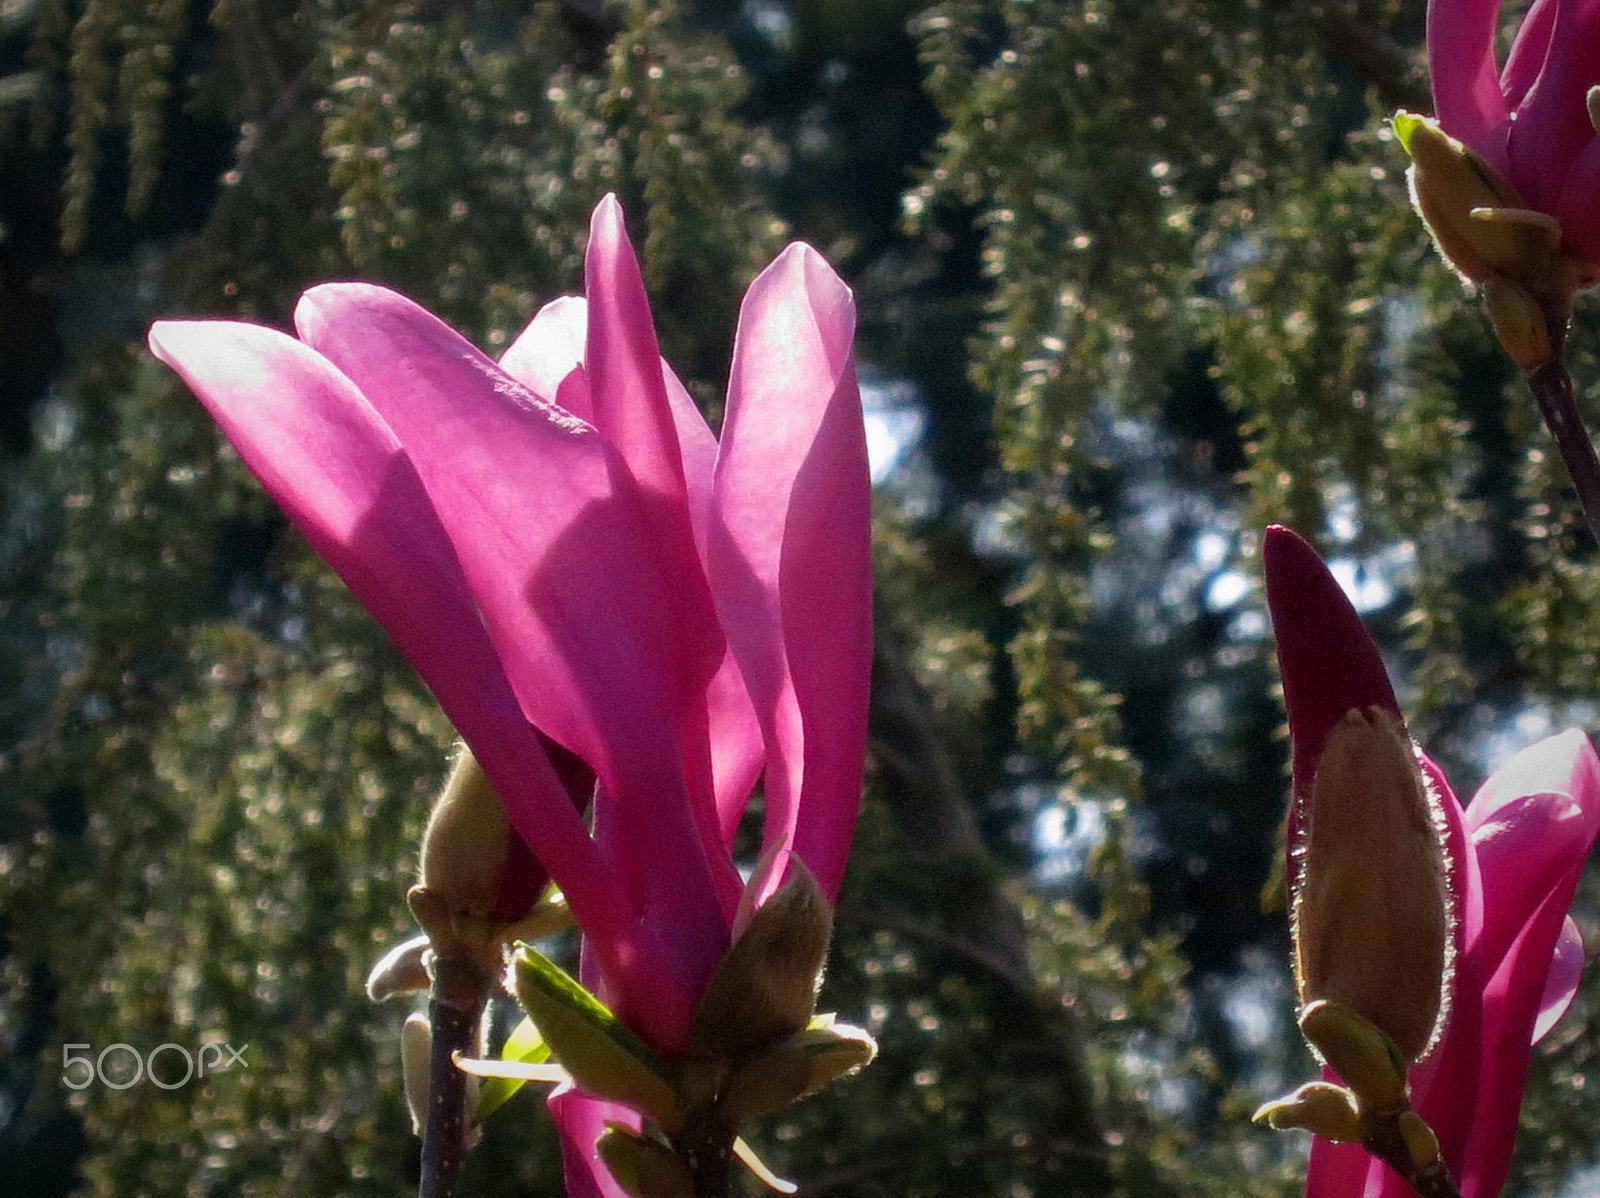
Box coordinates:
[1293,708,1452,1062]
[691,859,832,1060]
[402,1013,433,1136]
[1482,276,1553,370]
[1397,112,1560,285]
[717,1022,878,1122]
[1298,1000,1409,1111]
[420,747,513,920]
[366,934,432,1002]
[1252,1081,1363,1143]
[596,1126,695,1198]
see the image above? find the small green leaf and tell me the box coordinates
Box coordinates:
[475,1016,552,1120]
[511,943,683,1129]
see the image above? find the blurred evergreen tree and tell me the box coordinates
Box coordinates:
[1,0,1598,1196]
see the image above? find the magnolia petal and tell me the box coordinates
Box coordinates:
[663,363,761,881]
[1532,916,1584,1044]
[146,320,626,939]
[1503,0,1600,215]
[1448,732,1600,1198]
[499,295,591,417]
[292,284,730,1044]
[1553,132,1600,278]
[1426,0,1514,169]
[1468,788,1593,968]
[549,1084,637,1198]
[582,199,738,909]
[1262,526,1404,888]
[1499,0,1559,111]
[584,194,694,519]
[710,243,871,903]
[1305,1136,1387,1198]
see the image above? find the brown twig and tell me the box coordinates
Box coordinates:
[1362,1108,1462,1198]
[419,955,487,1198]
[1526,319,1600,545]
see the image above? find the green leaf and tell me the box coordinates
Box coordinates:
[510,943,683,1129]
[475,1016,552,1121]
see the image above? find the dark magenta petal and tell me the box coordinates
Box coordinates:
[1505,0,1600,214]
[1428,0,1515,161]
[1501,0,1559,110]
[1262,526,1403,801]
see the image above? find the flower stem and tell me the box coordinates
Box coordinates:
[1526,324,1600,544]
[1362,1110,1462,1198]
[671,1114,736,1198]
[419,955,487,1198]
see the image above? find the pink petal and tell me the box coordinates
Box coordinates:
[1305,1138,1391,1198]
[1468,788,1593,967]
[291,283,729,1047]
[1428,0,1515,167]
[1553,133,1600,269]
[548,1084,637,1198]
[1532,915,1584,1043]
[1504,0,1600,213]
[146,320,628,949]
[499,295,591,419]
[709,244,872,903]
[1501,0,1559,108]
[661,364,765,846]
[583,197,739,907]
[583,194,695,515]
[1443,731,1600,1198]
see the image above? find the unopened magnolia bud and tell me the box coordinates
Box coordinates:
[717,1022,878,1122]
[1293,708,1452,1062]
[1298,1000,1409,1111]
[1252,1081,1362,1143]
[366,934,432,1002]
[691,859,832,1060]
[596,1126,695,1198]
[1397,112,1560,286]
[402,1013,432,1136]
[421,747,513,920]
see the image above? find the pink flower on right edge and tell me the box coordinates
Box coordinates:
[1427,0,1600,275]
[1263,525,1600,1198]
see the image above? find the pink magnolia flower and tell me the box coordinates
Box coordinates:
[1428,0,1600,272]
[1264,525,1600,1198]
[149,193,869,1059]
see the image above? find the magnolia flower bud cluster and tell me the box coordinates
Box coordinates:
[1396,110,1590,372]
[460,862,877,1198]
